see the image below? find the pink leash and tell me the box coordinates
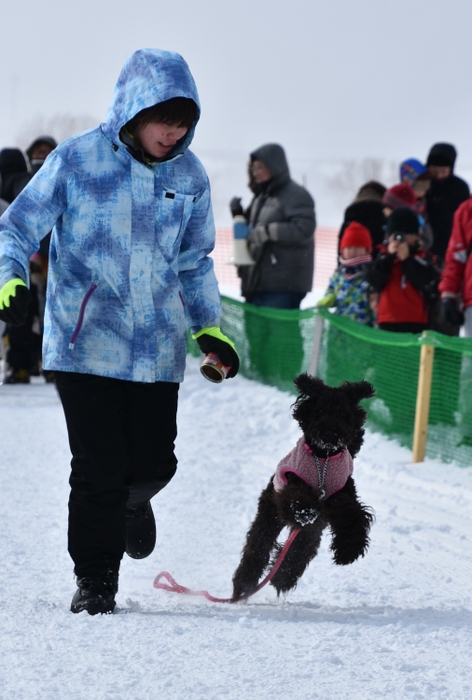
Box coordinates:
[153,528,301,604]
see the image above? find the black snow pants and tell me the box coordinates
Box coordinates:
[54,371,178,578]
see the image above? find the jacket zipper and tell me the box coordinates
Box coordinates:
[69,283,97,349]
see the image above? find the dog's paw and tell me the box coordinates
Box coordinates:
[291,501,320,526]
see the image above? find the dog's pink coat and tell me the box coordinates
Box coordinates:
[273,437,353,499]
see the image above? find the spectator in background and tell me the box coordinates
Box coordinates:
[337,180,386,259]
[399,158,431,219]
[232,143,315,308]
[425,143,470,267]
[317,221,374,326]
[365,207,440,334]
[4,136,57,202]
[0,148,27,202]
[439,196,472,446]
[230,144,315,386]
[1,135,57,384]
[382,183,433,250]
[440,196,472,337]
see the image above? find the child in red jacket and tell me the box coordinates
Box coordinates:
[366,208,440,333]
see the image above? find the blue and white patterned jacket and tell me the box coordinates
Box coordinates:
[0,49,221,383]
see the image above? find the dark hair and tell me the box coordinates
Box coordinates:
[127,97,197,133]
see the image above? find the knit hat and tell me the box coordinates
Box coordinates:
[385,207,420,236]
[399,158,428,185]
[382,183,417,210]
[426,143,456,169]
[340,221,372,251]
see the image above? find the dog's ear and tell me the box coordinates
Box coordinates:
[342,380,375,404]
[294,373,326,398]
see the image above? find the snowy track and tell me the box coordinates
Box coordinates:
[1,359,472,699]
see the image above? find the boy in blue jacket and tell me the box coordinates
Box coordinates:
[0,49,238,615]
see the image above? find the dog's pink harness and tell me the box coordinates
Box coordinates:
[273,438,353,499]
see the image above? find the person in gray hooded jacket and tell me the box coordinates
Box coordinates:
[232,143,316,308]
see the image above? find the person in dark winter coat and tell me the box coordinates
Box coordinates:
[365,207,440,333]
[425,143,470,267]
[1,136,57,383]
[0,148,27,202]
[337,181,386,260]
[234,143,315,308]
[3,136,57,203]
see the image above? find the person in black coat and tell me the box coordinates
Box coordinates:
[0,148,27,202]
[3,136,57,202]
[1,136,57,383]
[425,143,470,267]
[337,181,386,260]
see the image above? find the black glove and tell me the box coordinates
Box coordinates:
[441,298,464,327]
[193,328,240,378]
[229,197,244,218]
[247,225,270,246]
[0,280,32,326]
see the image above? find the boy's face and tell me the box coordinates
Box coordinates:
[341,246,370,259]
[134,121,188,160]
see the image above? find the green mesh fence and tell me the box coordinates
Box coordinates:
[188,297,472,468]
[187,297,317,394]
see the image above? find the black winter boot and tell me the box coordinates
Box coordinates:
[125,501,156,559]
[71,572,118,615]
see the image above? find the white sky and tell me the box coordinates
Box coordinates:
[2,0,472,224]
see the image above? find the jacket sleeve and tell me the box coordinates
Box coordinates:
[402,254,440,294]
[177,180,222,331]
[269,188,316,244]
[439,198,472,297]
[364,253,395,292]
[0,151,67,288]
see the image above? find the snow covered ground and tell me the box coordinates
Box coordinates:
[1,358,472,700]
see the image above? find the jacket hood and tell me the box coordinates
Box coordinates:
[426,143,457,171]
[26,136,58,159]
[250,143,290,180]
[103,48,201,159]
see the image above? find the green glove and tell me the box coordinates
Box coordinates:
[0,279,32,326]
[317,292,336,308]
[192,327,240,378]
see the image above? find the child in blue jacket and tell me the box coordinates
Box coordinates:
[317,222,375,326]
[0,49,238,615]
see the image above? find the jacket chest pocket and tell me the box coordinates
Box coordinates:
[158,190,197,251]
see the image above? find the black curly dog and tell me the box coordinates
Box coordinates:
[232,373,375,600]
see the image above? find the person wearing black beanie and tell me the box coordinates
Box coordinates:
[425,142,469,266]
[337,180,387,260]
[0,148,27,202]
[365,207,440,333]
